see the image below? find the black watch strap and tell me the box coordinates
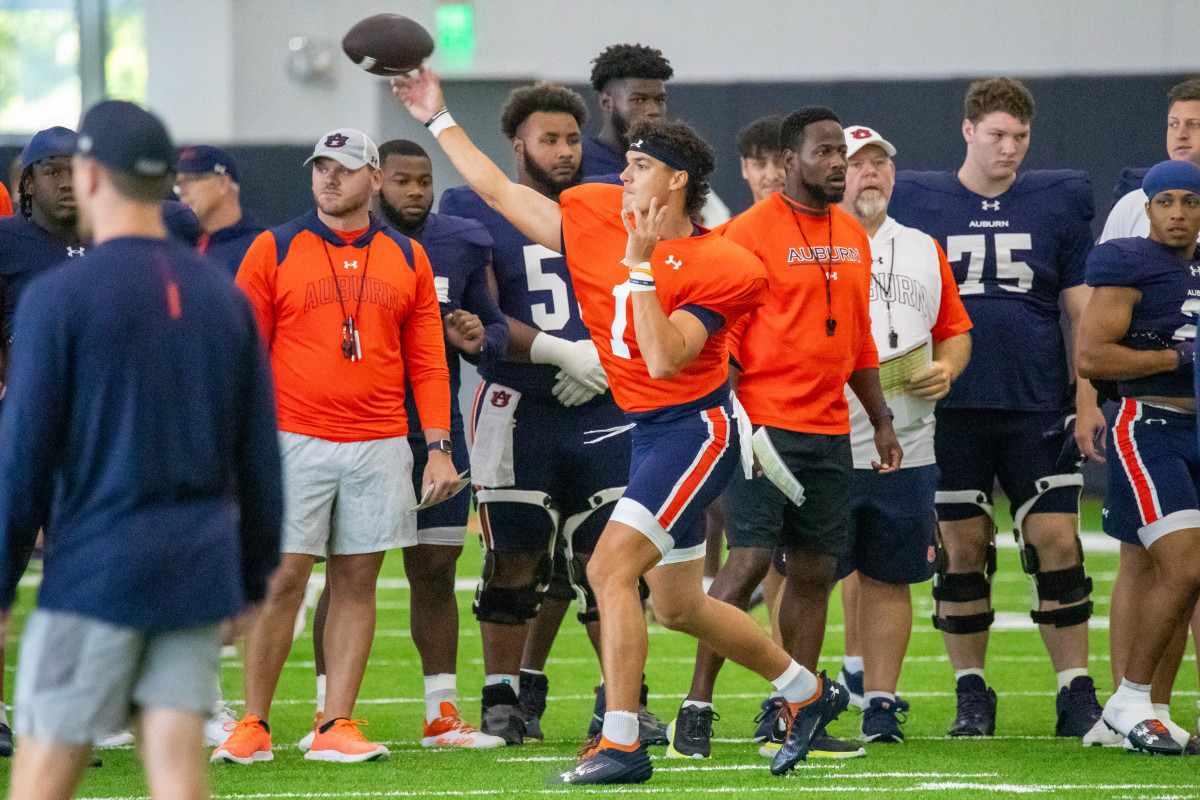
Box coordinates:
[427,439,452,454]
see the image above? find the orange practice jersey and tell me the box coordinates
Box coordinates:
[0,183,12,217]
[237,212,450,442]
[721,192,878,435]
[560,184,768,413]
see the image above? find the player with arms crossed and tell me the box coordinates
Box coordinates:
[889,77,1106,740]
[394,66,847,785]
[439,84,648,745]
[1078,161,1200,755]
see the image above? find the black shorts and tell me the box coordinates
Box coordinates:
[934,408,1079,522]
[836,466,938,585]
[724,427,851,557]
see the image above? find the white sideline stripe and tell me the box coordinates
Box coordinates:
[75,783,1200,800]
[14,533,1121,590]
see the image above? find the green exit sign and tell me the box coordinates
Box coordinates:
[437,4,474,70]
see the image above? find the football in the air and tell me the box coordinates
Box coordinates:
[342,14,434,76]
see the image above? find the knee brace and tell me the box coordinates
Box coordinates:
[473,489,560,625]
[472,549,545,625]
[1013,474,1092,628]
[543,540,574,603]
[931,490,997,635]
[561,487,624,625]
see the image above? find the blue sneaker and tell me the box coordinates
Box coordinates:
[769,672,850,776]
[753,696,786,742]
[837,668,910,712]
[861,697,905,743]
[555,738,653,785]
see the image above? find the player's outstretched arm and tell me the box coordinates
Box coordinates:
[623,198,709,380]
[392,68,562,253]
[1076,286,1182,380]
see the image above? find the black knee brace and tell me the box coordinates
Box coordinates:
[931,532,997,635]
[472,551,545,625]
[568,551,599,624]
[543,542,574,603]
[1029,561,1094,627]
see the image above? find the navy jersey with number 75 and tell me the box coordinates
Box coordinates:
[440,185,592,401]
[890,170,1094,412]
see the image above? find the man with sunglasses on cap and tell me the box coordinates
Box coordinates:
[214,127,459,766]
[1078,160,1200,755]
[0,99,282,800]
[175,145,264,275]
[395,66,848,785]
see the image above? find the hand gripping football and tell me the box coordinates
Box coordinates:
[342,14,434,76]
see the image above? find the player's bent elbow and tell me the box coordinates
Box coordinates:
[1074,348,1105,381]
[645,355,683,381]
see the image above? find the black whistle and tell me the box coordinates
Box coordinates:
[342,338,353,359]
[826,318,836,337]
[889,330,899,349]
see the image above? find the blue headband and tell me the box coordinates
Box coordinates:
[1143,159,1200,200]
[627,136,696,176]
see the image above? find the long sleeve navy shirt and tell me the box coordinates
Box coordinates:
[0,236,283,632]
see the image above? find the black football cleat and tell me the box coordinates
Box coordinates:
[517,671,549,741]
[770,672,849,776]
[949,675,997,737]
[1125,720,1183,756]
[554,739,653,785]
[1055,676,1103,738]
[481,683,525,746]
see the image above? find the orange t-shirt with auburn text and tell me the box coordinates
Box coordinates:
[236,211,450,442]
[721,192,877,435]
[560,184,768,413]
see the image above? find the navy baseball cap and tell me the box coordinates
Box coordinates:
[76,100,174,178]
[21,126,77,170]
[177,144,239,182]
[1143,159,1200,201]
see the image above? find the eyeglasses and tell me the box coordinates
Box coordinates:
[173,173,218,193]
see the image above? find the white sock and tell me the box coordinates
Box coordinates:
[1153,703,1191,746]
[864,691,895,705]
[954,668,985,682]
[702,576,715,594]
[842,656,864,675]
[772,661,818,704]
[1152,702,1173,722]
[1056,668,1088,692]
[211,671,225,714]
[1119,678,1151,696]
[601,710,639,746]
[682,700,713,711]
[485,674,519,695]
[424,673,457,722]
[316,674,326,714]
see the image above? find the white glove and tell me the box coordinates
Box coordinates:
[552,370,603,407]
[530,332,608,392]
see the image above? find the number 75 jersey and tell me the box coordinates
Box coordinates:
[890,169,1094,412]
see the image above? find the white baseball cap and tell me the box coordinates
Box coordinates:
[844,125,897,159]
[304,128,380,170]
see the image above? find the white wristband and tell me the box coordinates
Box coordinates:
[425,108,458,137]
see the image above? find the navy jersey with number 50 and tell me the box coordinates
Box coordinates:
[890,170,1094,411]
[1086,236,1200,399]
[439,185,592,400]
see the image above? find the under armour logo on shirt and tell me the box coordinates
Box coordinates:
[67,246,85,257]
[343,260,358,270]
[666,255,682,269]
[981,200,1000,211]
[1191,265,1200,277]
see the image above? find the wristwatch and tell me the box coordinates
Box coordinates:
[427,439,452,454]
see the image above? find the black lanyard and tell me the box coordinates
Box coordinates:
[788,204,836,336]
[870,239,900,350]
[321,238,372,361]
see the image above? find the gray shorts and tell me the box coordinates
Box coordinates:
[280,431,418,556]
[14,609,219,745]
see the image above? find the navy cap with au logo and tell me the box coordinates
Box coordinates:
[76,100,175,178]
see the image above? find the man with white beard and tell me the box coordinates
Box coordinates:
[835,125,973,743]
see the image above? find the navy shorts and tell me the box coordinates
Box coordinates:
[610,389,740,564]
[471,383,629,556]
[836,465,939,584]
[408,427,471,546]
[1105,399,1200,548]
[725,427,852,557]
[935,408,1079,522]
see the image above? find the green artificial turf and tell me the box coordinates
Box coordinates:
[5,499,1200,799]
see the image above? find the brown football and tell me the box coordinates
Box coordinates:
[342,14,434,76]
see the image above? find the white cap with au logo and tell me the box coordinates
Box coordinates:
[843,125,897,159]
[304,128,380,170]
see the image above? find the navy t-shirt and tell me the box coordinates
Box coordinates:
[1086,236,1200,399]
[440,186,605,404]
[203,212,266,275]
[0,236,282,631]
[890,170,1094,412]
[403,211,507,436]
[0,215,85,343]
[582,136,626,178]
